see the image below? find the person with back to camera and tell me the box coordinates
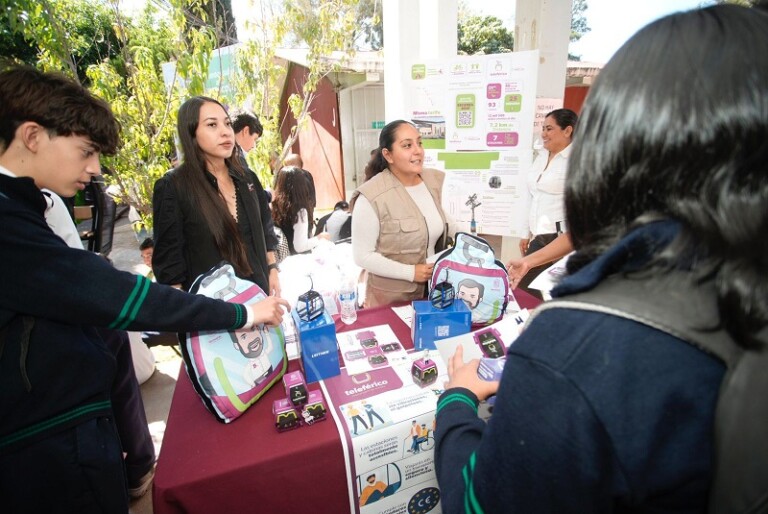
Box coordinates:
[434,4,768,513]
[512,108,578,300]
[315,200,351,242]
[0,66,290,514]
[351,120,450,307]
[152,96,282,296]
[271,166,331,254]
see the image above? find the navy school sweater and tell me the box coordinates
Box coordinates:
[0,174,249,454]
[434,222,725,513]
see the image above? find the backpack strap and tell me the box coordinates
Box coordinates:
[526,271,768,513]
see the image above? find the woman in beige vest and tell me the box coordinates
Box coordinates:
[351,120,449,307]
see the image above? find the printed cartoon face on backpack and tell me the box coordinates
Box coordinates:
[232,326,265,358]
[457,279,484,310]
[183,263,288,423]
[430,233,510,328]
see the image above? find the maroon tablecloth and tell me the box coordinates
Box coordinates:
[153,290,539,514]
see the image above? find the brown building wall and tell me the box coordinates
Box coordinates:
[279,64,344,211]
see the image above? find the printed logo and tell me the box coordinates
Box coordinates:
[408,487,440,514]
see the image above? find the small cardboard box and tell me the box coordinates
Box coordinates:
[291,309,340,383]
[411,300,471,350]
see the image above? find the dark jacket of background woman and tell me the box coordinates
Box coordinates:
[153,165,277,292]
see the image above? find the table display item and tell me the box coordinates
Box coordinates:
[344,349,366,361]
[291,308,341,383]
[183,263,287,423]
[356,330,378,348]
[477,356,506,407]
[429,232,510,328]
[429,281,455,309]
[283,370,308,407]
[301,390,328,425]
[473,327,506,359]
[367,353,389,368]
[273,387,328,431]
[380,342,402,353]
[411,352,439,387]
[411,299,472,350]
[273,398,302,432]
[339,270,358,325]
[296,286,325,323]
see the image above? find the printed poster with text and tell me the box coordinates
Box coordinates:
[320,324,448,514]
[407,51,539,238]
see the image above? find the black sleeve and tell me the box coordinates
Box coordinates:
[152,175,188,286]
[249,170,278,251]
[0,205,247,332]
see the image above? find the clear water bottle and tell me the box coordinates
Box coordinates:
[339,273,358,325]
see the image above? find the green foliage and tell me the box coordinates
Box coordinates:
[6,0,216,231]
[570,0,591,43]
[458,15,514,55]
[352,0,383,50]
[7,0,362,229]
[3,0,121,83]
[233,0,360,180]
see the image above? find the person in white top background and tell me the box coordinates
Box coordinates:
[512,108,578,300]
[351,120,451,307]
[271,165,330,255]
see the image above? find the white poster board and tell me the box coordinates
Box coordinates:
[406,51,540,237]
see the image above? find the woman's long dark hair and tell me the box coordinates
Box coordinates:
[565,4,768,346]
[172,96,251,276]
[272,166,317,231]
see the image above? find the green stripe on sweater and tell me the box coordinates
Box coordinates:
[109,275,148,329]
[0,400,111,449]
[436,391,477,415]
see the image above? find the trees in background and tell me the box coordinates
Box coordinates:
[3,0,359,230]
[458,14,514,55]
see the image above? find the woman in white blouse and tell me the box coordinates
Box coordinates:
[351,120,449,308]
[514,109,578,299]
[271,166,330,255]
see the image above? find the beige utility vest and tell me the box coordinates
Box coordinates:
[352,169,448,307]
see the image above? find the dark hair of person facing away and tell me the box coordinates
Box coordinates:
[139,237,154,251]
[365,120,416,181]
[564,4,768,347]
[271,166,317,230]
[545,108,578,135]
[231,112,263,137]
[171,95,252,276]
[0,65,120,155]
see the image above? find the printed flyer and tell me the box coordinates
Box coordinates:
[321,342,448,514]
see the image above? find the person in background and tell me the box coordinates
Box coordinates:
[139,237,154,280]
[232,112,262,154]
[271,166,331,254]
[435,4,768,512]
[351,120,449,307]
[512,108,578,300]
[152,97,282,295]
[0,66,289,513]
[363,148,380,183]
[315,200,351,242]
[283,152,303,168]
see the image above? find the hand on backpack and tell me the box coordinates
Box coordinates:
[248,297,291,327]
[413,263,435,283]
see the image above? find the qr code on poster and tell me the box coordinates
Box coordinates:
[457,110,473,128]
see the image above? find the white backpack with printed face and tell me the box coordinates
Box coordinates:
[429,232,510,328]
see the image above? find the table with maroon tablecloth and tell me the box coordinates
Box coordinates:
[152,290,540,514]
